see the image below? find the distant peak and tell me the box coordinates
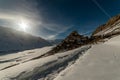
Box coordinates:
[67,31,84,39]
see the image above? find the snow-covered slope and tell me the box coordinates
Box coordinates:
[54,35,120,80]
[0,27,51,53]
[93,15,120,36]
[0,45,90,80]
[95,20,120,36]
[0,46,53,71]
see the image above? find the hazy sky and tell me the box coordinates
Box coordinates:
[0,0,120,39]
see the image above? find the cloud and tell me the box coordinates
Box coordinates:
[46,25,72,40]
[0,0,41,34]
[0,0,72,39]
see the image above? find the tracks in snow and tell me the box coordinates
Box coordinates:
[11,46,91,80]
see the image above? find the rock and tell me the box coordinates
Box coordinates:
[92,14,120,35]
[48,31,89,53]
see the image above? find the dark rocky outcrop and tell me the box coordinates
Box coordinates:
[41,14,120,57]
[48,30,120,55]
[47,31,89,54]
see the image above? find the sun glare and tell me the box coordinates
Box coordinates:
[18,19,28,32]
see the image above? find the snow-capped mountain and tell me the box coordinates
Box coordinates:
[54,33,120,80]
[92,14,120,36]
[0,26,51,54]
[53,14,120,80]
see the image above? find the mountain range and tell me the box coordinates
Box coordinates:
[0,26,51,54]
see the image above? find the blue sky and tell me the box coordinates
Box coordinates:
[0,0,120,39]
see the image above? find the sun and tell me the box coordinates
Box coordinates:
[18,19,28,32]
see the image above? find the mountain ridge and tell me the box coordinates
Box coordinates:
[92,14,120,36]
[0,26,51,54]
[47,14,120,55]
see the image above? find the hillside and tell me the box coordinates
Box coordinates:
[54,33,120,80]
[0,27,51,54]
[53,14,120,80]
[1,31,120,80]
[92,14,120,36]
